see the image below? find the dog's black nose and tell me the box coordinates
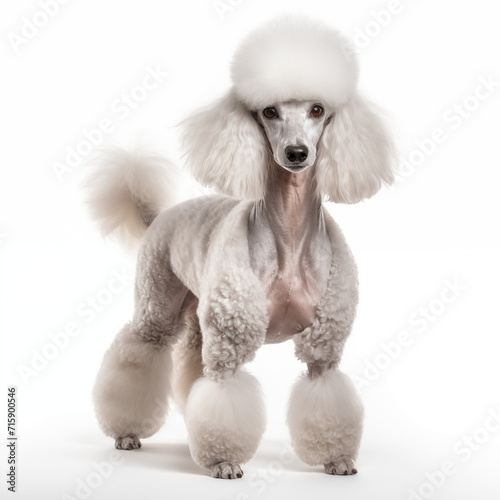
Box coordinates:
[285,145,308,163]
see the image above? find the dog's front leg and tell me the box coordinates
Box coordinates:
[184,288,268,479]
[287,247,363,475]
[287,361,364,475]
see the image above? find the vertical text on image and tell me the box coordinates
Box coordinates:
[6,386,18,493]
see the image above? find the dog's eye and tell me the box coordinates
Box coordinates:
[311,105,324,118]
[263,107,278,119]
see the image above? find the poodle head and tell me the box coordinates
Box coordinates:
[180,15,395,203]
[253,100,331,174]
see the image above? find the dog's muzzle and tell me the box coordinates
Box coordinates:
[285,145,309,164]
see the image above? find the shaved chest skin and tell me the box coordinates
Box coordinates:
[248,162,333,343]
[262,263,327,343]
[247,201,333,344]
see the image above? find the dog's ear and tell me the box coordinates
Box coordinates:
[315,93,396,204]
[179,90,268,200]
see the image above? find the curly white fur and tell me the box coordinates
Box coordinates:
[171,315,203,416]
[89,14,395,478]
[93,323,172,439]
[287,369,364,466]
[293,210,358,366]
[185,371,266,469]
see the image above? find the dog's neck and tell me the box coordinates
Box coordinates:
[248,161,330,272]
[265,162,323,265]
[248,160,333,340]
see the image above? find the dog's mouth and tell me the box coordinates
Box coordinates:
[274,158,311,173]
[281,163,310,173]
[274,155,311,173]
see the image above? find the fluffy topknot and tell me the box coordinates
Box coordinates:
[231,15,359,110]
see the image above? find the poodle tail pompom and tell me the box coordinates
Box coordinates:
[84,147,179,249]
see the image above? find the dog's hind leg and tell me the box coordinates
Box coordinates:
[93,253,188,449]
[171,305,204,416]
[93,322,172,449]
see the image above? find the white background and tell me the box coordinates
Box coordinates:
[1,0,499,499]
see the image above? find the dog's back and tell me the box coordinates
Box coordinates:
[140,194,240,295]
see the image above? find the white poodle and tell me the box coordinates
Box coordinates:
[87,15,395,479]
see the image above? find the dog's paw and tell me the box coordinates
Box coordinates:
[324,456,357,475]
[210,462,244,479]
[115,434,142,450]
